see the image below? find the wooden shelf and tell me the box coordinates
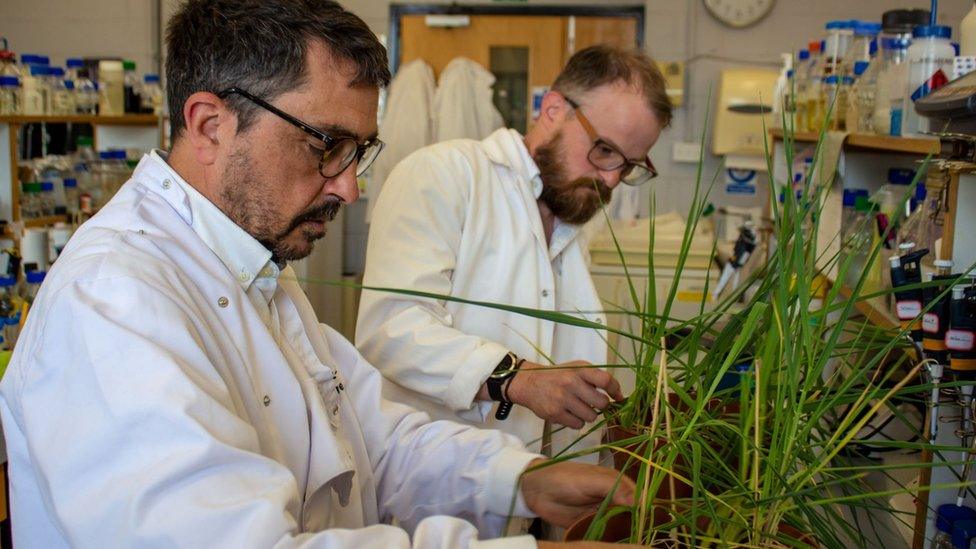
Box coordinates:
[24,215,68,228]
[769,128,940,155]
[0,115,159,127]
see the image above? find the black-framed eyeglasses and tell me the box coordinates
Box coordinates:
[563,96,658,187]
[217,87,384,179]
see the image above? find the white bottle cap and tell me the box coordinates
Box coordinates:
[935,259,954,268]
[899,242,916,251]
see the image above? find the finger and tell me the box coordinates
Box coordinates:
[574,383,611,410]
[611,475,637,506]
[564,398,599,425]
[579,368,624,401]
[556,409,585,429]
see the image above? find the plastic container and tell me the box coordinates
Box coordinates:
[49,67,75,115]
[846,61,871,133]
[842,21,881,78]
[793,51,810,132]
[823,20,854,77]
[962,2,976,57]
[20,182,41,219]
[63,178,79,219]
[0,75,19,115]
[0,49,18,78]
[21,64,48,115]
[38,182,56,216]
[141,73,163,115]
[74,69,98,115]
[98,60,125,116]
[873,35,912,136]
[22,270,44,306]
[902,25,954,138]
[122,60,139,114]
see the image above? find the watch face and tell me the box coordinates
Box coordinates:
[703,0,775,28]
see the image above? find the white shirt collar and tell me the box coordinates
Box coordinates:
[480,128,544,199]
[141,150,279,294]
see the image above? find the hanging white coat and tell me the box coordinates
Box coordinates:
[356,128,607,459]
[0,153,541,548]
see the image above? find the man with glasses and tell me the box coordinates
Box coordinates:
[357,46,671,462]
[0,2,638,548]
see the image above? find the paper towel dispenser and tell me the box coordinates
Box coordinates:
[712,68,779,156]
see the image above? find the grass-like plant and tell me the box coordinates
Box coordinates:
[300,99,976,548]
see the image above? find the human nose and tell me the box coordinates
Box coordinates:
[323,161,360,204]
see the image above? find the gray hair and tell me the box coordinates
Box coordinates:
[165,0,390,140]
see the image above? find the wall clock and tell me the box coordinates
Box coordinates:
[703,0,776,28]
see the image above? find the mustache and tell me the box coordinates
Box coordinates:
[573,178,612,201]
[286,198,342,233]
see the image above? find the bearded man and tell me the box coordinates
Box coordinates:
[357,45,672,460]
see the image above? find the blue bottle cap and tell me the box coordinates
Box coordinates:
[38,55,50,65]
[20,54,42,65]
[29,64,48,77]
[842,76,855,85]
[25,270,46,284]
[0,76,18,87]
[854,61,870,76]
[888,168,915,185]
[913,25,952,39]
[63,80,74,90]
[854,21,882,36]
[843,189,858,207]
[144,73,160,83]
[99,150,114,160]
[40,182,54,192]
[820,39,826,52]
[869,39,878,56]
[49,67,65,78]
[66,58,84,68]
[787,69,794,79]
[113,150,127,160]
[63,178,77,188]
[798,49,810,60]
[937,504,976,534]
[0,276,16,287]
[824,75,839,84]
[953,41,961,56]
[3,313,18,325]
[826,20,846,30]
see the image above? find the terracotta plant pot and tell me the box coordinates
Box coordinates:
[565,508,818,548]
[563,508,679,546]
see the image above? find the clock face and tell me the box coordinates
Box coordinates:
[703,0,775,28]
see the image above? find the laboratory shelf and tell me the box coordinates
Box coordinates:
[769,128,940,155]
[0,114,159,126]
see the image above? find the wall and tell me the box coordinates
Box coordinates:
[0,0,162,76]
[2,0,973,257]
[346,0,971,217]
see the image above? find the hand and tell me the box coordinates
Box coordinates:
[507,361,623,428]
[521,459,635,529]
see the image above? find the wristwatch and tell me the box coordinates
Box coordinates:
[487,352,520,420]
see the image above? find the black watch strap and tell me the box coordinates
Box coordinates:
[487,352,517,401]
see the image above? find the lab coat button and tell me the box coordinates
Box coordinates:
[162,179,172,189]
[239,272,250,282]
[217,296,229,308]
[541,289,550,298]
[263,395,271,407]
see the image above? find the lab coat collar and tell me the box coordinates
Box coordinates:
[140,151,277,295]
[479,129,582,259]
[480,128,544,199]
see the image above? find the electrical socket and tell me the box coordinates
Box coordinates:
[672,141,701,163]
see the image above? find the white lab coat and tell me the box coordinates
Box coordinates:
[0,154,541,548]
[433,58,504,142]
[367,60,436,223]
[356,128,607,459]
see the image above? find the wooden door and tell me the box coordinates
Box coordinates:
[397,13,640,131]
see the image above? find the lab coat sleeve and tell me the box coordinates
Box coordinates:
[323,326,543,539]
[0,275,534,549]
[356,150,506,420]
